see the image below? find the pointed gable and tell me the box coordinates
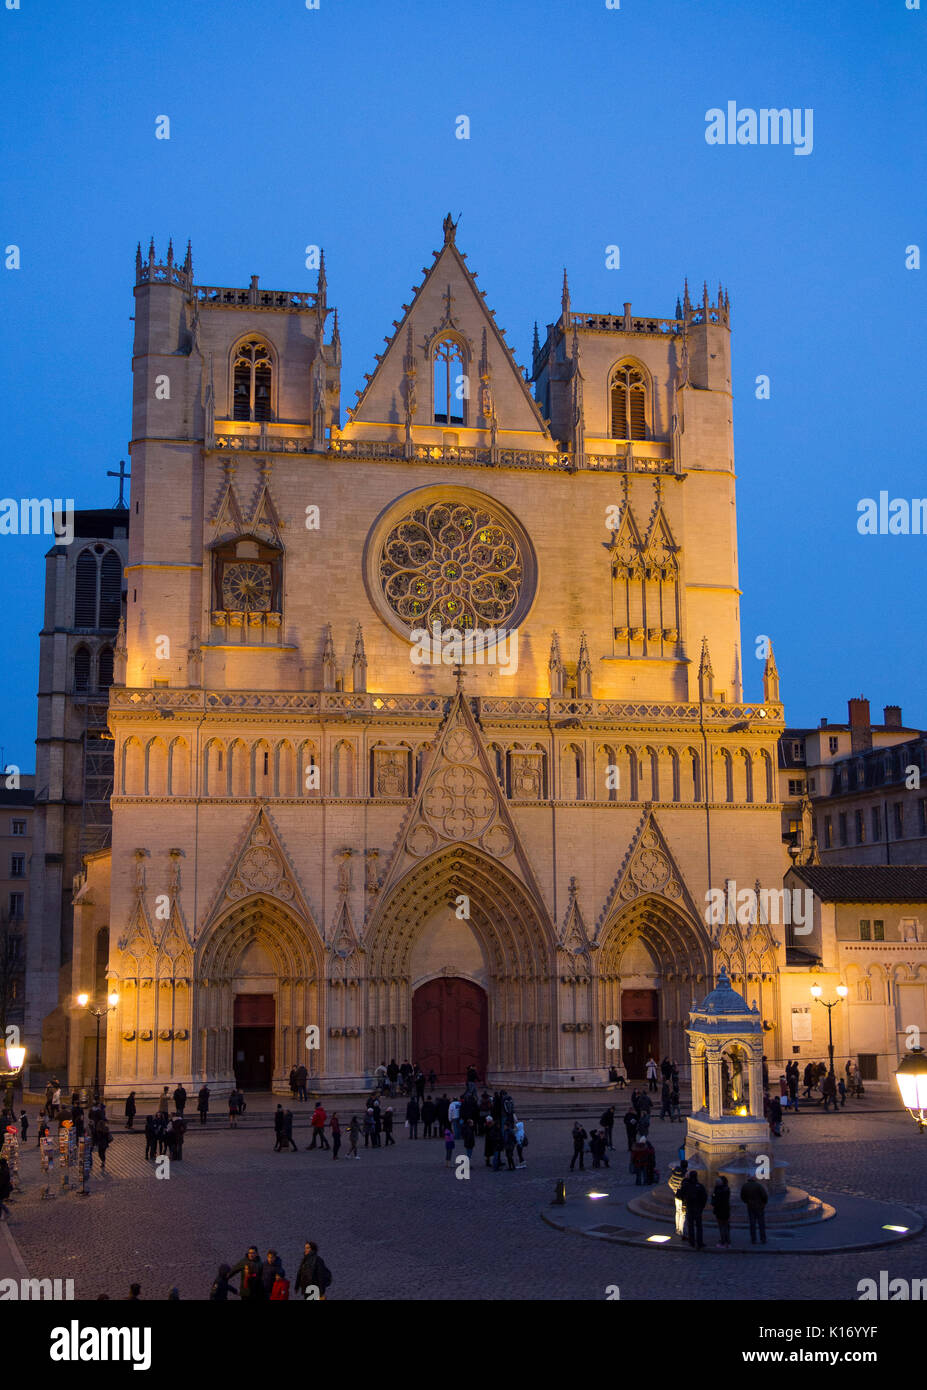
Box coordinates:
[595,810,702,936]
[347,217,550,437]
[202,807,320,932]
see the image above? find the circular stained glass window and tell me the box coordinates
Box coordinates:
[369,492,535,638]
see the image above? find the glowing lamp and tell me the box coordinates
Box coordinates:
[895,1047,927,1132]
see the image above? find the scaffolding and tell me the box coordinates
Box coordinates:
[79,698,114,856]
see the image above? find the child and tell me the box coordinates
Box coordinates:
[443,1126,455,1167]
[37,1115,48,1147]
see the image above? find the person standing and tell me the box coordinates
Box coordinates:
[421,1096,436,1138]
[740,1175,769,1245]
[768,1094,783,1137]
[261,1249,285,1298]
[296,1064,308,1103]
[144,1114,157,1161]
[228,1090,239,1128]
[682,1171,707,1249]
[821,1072,838,1112]
[415,1069,426,1103]
[788,1062,799,1110]
[599,1105,615,1149]
[503,1122,517,1171]
[197,1086,210,1125]
[448,1096,462,1139]
[288,1067,298,1099]
[209,1264,239,1300]
[363,1108,375,1149]
[837,1075,847,1108]
[630,1135,650,1186]
[406,1095,420,1138]
[296,1241,332,1300]
[382,1107,395,1146]
[158,1086,170,1115]
[711,1175,732,1248]
[443,1126,455,1168]
[19,1111,27,1144]
[645,1056,658,1092]
[124,1092,137,1130]
[230,1246,265,1301]
[436,1093,451,1134]
[347,1115,360,1159]
[668,1157,688,1237]
[623,1106,638,1149]
[273,1104,285,1151]
[462,1118,476,1163]
[173,1084,187,1117]
[659,1081,672,1121]
[569,1121,587,1171]
[484,1118,499,1168]
[330,1111,341,1159]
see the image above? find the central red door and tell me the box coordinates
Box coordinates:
[412,977,488,1085]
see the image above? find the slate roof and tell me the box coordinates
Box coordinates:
[788,865,927,903]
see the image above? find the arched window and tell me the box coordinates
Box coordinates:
[97,647,114,688]
[433,337,466,426]
[74,550,97,627]
[233,337,274,422]
[610,362,648,440]
[99,552,122,627]
[74,646,91,692]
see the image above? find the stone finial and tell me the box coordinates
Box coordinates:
[577,632,592,697]
[698,636,714,702]
[352,624,367,693]
[561,267,570,316]
[762,641,780,704]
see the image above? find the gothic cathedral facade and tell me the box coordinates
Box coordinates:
[73,218,786,1094]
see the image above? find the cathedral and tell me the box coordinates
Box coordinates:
[65,217,787,1095]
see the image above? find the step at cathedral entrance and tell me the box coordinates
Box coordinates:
[412,976,488,1086]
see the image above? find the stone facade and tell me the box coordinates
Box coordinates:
[67,222,790,1095]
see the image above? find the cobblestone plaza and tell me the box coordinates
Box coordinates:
[3,1091,924,1302]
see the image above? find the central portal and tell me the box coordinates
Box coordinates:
[233,992,275,1089]
[412,976,488,1085]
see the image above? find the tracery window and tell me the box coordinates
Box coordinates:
[74,545,123,630]
[233,337,273,422]
[378,500,524,631]
[610,362,648,440]
[433,337,466,426]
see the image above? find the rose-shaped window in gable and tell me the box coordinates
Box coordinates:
[378,500,526,632]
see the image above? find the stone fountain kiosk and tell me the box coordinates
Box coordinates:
[629,967,832,1228]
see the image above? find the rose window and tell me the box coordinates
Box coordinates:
[378,501,524,631]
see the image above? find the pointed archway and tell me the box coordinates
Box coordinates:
[365,844,556,1082]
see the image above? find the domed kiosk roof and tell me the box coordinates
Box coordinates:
[697,965,751,1015]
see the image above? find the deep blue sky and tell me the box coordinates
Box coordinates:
[2,0,924,770]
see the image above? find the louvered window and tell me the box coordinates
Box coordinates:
[74,646,91,691]
[99,551,122,628]
[232,338,274,422]
[75,551,97,626]
[98,647,114,688]
[610,364,648,440]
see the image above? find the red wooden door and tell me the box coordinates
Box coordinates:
[412,977,488,1085]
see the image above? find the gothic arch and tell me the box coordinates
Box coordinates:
[168,737,190,796]
[364,844,556,1077]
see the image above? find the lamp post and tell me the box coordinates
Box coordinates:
[894,1047,927,1133]
[77,992,119,1103]
[810,982,848,1080]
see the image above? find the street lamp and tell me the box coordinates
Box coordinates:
[810,982,848,1080]
[894,1047,927,1133]
[0,1041,26,1078]
[77,991,119,1103]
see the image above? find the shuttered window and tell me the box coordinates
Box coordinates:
[74,551,97,626]
[610,364,648,440]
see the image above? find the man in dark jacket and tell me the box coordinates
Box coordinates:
[295,1064,308,1102]
[295,1241,332,1300]
[623,1106,638,1149]
[569,1121,587,1171]
[173,1084,187,1116]
[144,1114,157,1161]
[282,1109,298,1152]
[739,1176,769,1244]
[405,1096,420,1138]
[273,1104,285,1151]
[230,1246,265,1300]
[435,1093,451,1132]
[197,1086,209,1124]
[599,1105,615,1149]
[711,1175,732,1247]
[681,1171,707,1249]
[422,1096,437,1138]
[261,1249,285,1296]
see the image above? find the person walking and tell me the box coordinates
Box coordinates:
[228,1090,239,1128]
[273,1104,285,1152]
[422,1095,436,1138]
[623,1106,638,1150]
[600,1105,615,1149]
[443,1126,455,1167]
[837,1075,847,1108]
[172,1084,187,1117]
[347,1115,360,1158]
[382,1107,396,1146]
[197,1086,210,1125]
[768,1094,783,1137]
[681,1171,707,1249]
[569,1121,588,1171]
[307,1102,330,1150]
[821,1072,838,1113]
[645,1055,659,1092]
[296,1241,332,1300]
[406,1095,420,1138]
[630,1135,650,1186]
[124,1092,137,1130]
[740,1175,769,1245]
[802,1062,816,1100]
[503,1122,517,1171]
[330,1111,341,1159]
[95,1119,111,1170]
[711,1175,732,1248]
[282,1108,298,1152]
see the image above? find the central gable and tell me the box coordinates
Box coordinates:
[346,216,550,438]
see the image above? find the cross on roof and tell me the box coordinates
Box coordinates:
[107,459,131,509]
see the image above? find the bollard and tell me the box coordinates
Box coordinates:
[551,1177,566,1206]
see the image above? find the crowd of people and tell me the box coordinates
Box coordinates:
[210,1241,334,1300]
[667,1157,770,1250]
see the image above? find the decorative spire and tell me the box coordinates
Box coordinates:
[184,239,193,279]
[532,320,540,358]
[577,631,592,698]
[762,641,780,704]
[683,276,691,318]
[148,237,155,267]
[166,237,174,268]
[114,617,127,687]
[698,636,714,702]
[570,324,584,464]
[548,631,564,698]
[561,267,570,316]
[322,624,337,691]
[675,296,682,320]
[352,624,368,694]
[135,242,143,278]
[316,249,327,318]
